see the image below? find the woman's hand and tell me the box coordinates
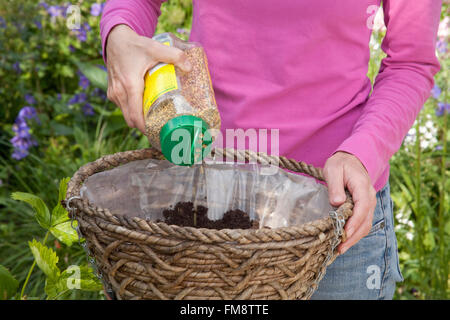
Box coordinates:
[105,24,191,133]
[323,151,377,254]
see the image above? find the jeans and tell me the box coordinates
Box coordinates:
[311,181,404,300]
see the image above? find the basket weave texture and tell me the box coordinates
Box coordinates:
[65,148,353,300]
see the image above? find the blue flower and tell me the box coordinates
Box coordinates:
[24,93,37,105]
[436,102,449,117]
[73,23,92,42]
[39,2,49,10]
[0,16,6,29]
[12,148,29,160]
[82,103,95,116]
[431,84,441,99]
[68,92,87,105]
[13,62,21,73]
[176,28,189,35]
[10,107,40,160]
[90,3,105,17]
[93,87,107,100]
[97,64,107,72]
[77,71,90,89]
[34,19,42,30]
[18,106,39,121]
[436,40,447,54]
[47,5,63,18]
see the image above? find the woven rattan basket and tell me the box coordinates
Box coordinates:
[64,148,353,300]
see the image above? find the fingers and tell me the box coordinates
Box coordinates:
[323,159,346,207]
[147,39,192,72]
[107,64,145,132]
[338,181,377,254]
[125,79,146,133]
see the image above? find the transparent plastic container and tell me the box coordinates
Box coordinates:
[142,33,221,166]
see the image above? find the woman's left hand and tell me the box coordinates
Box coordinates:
[323,151,377,254]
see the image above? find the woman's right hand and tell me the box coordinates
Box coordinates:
[105,24,192,133]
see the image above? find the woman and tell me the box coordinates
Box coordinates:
[100,0,441,299]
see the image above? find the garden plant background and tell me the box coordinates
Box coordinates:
[0,0,448,300]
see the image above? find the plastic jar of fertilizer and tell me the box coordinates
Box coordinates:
[143,33,221,166]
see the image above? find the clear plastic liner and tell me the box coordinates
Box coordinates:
[80,158,333,229]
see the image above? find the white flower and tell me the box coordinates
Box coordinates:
[373,7,386,32]
[438,16,449,38]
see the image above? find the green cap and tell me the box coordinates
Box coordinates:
[160,115,212,166]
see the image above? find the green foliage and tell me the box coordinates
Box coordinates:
[0,265,19,300]
[29,240,102,299]
[12,178,78,246]
[29,239,60,280]
[11,192,52,229]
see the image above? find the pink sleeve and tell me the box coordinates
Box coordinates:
[100,0,165,62]
[334,0,441,186]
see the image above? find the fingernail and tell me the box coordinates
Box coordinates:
[333,195,344,203]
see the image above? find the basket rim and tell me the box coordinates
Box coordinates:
[64,148,354,241]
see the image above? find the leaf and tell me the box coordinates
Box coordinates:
[11,192,51,229]
[50,178,71,226]
[72,59,107,91]
[50,221,78,247]
[45,265,103,299]
[48,178,78,247]
[0,265,19,300]
[445,220,450,236]
[28,239,60,279]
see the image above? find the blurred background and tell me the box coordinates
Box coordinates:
[0,1,448,300]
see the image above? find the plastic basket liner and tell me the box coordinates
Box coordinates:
[80,158,333,229]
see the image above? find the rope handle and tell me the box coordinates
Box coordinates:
[66,147,354,221]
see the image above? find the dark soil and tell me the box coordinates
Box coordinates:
[160,201,257,230]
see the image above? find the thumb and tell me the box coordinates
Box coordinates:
[324,165,346,207]
[149,40,192,73]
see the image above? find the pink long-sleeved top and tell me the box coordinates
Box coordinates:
[100,0,441,192]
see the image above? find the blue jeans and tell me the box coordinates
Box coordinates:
[311,181,404,300]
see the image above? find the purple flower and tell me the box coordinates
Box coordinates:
[82,103,95,116]
[18,106,39,121]
[24,94,37,105]
[47,5,63,18]
[12,120,30,138]
[436,40,447,54]
[68,92,87,105]
[431,84,441,99]
[34,19,42,30]
[0,16,6,29]
[12,148,29,160]
[10,107,40,160]
[436,102,449,117]
[57,93,61,100]
[97,64,107,72]
[69,45,76,53]
[13,62,21,73]
[77,71,90,89]
[39,2,49,10]
[435,145,443,151]
[74,23,91,42]
[90,3,104,17]
[93,87,107,100]
[176,28,189,35]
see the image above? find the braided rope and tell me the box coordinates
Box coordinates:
[65,148,354,300]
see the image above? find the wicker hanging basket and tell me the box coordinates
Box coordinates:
[64,148,353,300]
